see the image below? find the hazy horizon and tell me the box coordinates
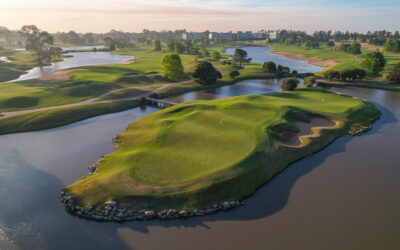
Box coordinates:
[1,0,400,33]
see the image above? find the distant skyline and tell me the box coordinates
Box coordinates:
[1,0,400,33]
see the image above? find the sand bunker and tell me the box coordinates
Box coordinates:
[269,51,338,68]
[38,69,73,82]
[279,117,339,147]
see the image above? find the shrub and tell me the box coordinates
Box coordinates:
[193,61,222,85]
[281,77,299,91]
[210,51,222,61]
[263,61,277,73]
[323,70,340,81]
[304,76,316,87]
[229,70,240,78]
[327,41,335,47]
[387,63,400,83]
[361,51,386,75]
[292,70,298,75]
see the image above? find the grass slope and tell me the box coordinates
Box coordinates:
[0,99,139,135]
[67,88,380,210]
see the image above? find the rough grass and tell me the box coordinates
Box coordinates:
[0,99,140,135]
[96,86,158,101]
[67,88,380,210]
[0,45,198,112]
[265,43,400,80]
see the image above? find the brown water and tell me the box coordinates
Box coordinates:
[0,81,399,249]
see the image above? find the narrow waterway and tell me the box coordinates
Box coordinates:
[0,78,399,249]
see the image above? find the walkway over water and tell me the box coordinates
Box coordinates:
[145,97,178,109]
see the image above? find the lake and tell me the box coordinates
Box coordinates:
[0,79,399,249]
[225,46,325,73]
[7,46,133,82]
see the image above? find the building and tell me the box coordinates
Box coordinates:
[208,32,233,41]
[237,31,254,40]
[182,32,205,41]
[268,31,282,41]
[253,32,269,40]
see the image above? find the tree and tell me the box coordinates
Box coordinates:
[383,39,400,52]
[304,76,316,87]
[210,51,221,61]
[323,70,340,81]
[19,25,54,65]
[229,70,240,78]
[166,38,176,52]
[174,42,186,54]
[361,51,386,74]
[104,37,116,51]
[233,48,247,67]
[263,61,276,73]
[152,40,161,51]
[161,53,184,81]
[387,63,400,83]
[339,42,361,54]
[193,61,222,85]
[281,77,299,91]
[277,65,290,76]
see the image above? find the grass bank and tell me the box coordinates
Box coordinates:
[265,43,400,80]
[0,99,140,135]
[66,88,380,211]
[317,80,400,91]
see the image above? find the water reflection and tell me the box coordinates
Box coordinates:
[8,46,133,83]
[0,82,400,249]
[225,46,325,73]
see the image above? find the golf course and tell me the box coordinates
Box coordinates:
[66,88,380,212]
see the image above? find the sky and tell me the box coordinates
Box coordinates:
[1,0,399,33]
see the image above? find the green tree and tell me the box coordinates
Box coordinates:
[152,40,161,51]
[166,39,176,52]
[387,63,400,83]
[323,70,340,81]
[19,25,54,65]
[104,37,116,51]
[383,39,400,52]
[229,70,240,78]
[174,42,186,54]
[161,53,184,81]
[233,48,247,67]
[304,76,316,87]
[263,61,276,73]
[361,51,386,74]
[193,61,222,85]
[210,51,221,61]
[281,77,299,91]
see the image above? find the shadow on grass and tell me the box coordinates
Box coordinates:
[3,96,39,108]
[119,102,396,234]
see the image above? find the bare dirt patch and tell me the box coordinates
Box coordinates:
[269,51,338,68]
[37,69,73,82]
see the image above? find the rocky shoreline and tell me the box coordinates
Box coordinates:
[61,191,243,222]
[61,96,380,223]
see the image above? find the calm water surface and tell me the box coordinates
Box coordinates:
[8,46,133,82]
[225,46,325,73]
[0,82,399,249]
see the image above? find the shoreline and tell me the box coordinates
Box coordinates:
[61,90,381,223]
[61,118,375,222]
[268,50,339,68]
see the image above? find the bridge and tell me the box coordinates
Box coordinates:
[144,97,179,109]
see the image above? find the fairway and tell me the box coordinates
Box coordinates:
[67,88,380,210]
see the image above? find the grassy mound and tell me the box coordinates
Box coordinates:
[67,88,380,210]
